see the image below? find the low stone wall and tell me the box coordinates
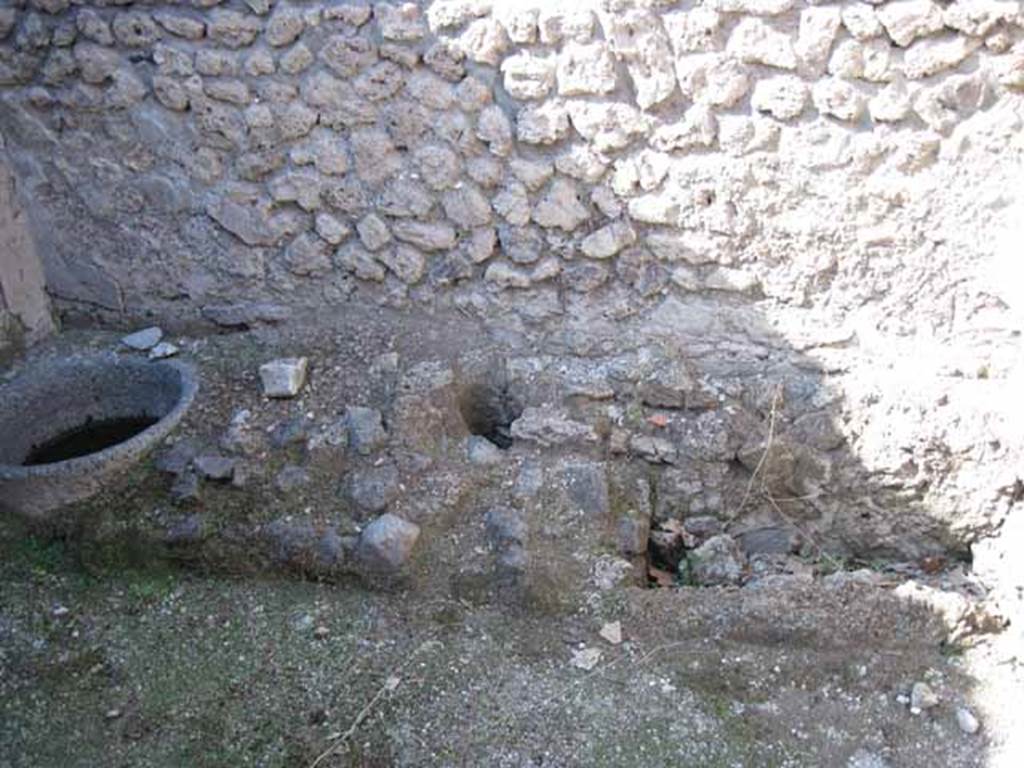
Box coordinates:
[2,0,1024,556]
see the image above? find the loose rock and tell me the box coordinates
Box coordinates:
[259,358,309,398]
[121,327,163,351]
[356,513,420,571]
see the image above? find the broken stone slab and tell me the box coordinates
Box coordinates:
[356,513,421,572]
[121,326,163,351]
[689,534,746,586]
[259,357,309,398]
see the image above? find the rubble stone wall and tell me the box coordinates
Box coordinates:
[2,0,1024,555]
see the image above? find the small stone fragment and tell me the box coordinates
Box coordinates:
[148,342,179,360]
[910,681,940,712]
[259,357,309,398]
[599,621,623,646]
[570,646,602,671]
[956,706,980,734]
[121,326,163,351]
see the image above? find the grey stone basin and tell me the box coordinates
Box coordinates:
[0,353,198,519]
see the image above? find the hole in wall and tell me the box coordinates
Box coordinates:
[457,380,523,450]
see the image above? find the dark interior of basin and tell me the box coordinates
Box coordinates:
[0,357,188,468]
[23,416,160,466]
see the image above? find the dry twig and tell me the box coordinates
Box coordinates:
[308,639,441,768]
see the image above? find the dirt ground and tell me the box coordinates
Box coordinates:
[0,541,993,768]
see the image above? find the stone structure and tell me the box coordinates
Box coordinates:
[1,1,1024,562]
[0,149,52,354]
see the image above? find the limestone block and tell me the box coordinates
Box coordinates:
[532,178,589,232]
[517,101,570,145]
[751,75,809,120]
[501,52,555,100]
[414,144,461,191]
[112,12,162,48]
[265,9,304,47]
[661,7,725,54]
[380,244,426,284]
[902,35,981,79]
[567,101,649,153]
[605,9,677,109]
[208,10,262,49]
[477,105,513,156]
[557,42,617,97]
[392,220,457,251]
[795,6,841,74]
[357,213,392,251]
[554,145,608,184]
[443,185,492,229]
[538,9,595,45]
[876,0,944,47]
[727,17,797,70]
[676,53,750,108]
[812,78,865,122]
[458,17,508,66]
[580,221,637,260]
[283,232,330,276]
[493,182,532,226]
[154,12,205,41]
[842,4,884,41]
[649,106,717,151]
[259,358,309,398]
[376,2,426,41]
